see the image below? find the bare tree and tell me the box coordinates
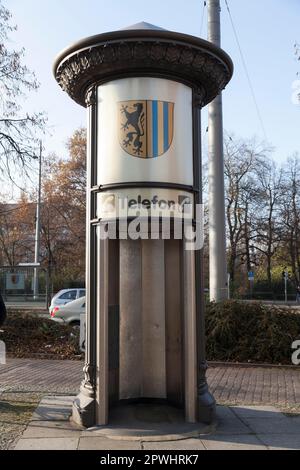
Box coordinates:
[280,154,300,285]
[224,136,251,282]
[0,2,45,180]
[224,135,271,284]
[253,160,283,285]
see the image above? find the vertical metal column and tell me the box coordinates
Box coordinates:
[72,86,98,427]
[33,141,42,300]
[193,91,216,423]
[96,234,109,425]
[183,237,197,423]
[207,0,228,302]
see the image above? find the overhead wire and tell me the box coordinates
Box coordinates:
[200,1,207,38]
[224,0,268,141]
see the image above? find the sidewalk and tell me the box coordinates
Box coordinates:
[13,396,300,450]
[1,359,299,450]
[1,358,300,409]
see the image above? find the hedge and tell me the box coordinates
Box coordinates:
[206,300,300,364]
[2,302,300,365]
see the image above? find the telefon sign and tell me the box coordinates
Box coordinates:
[97,189,194,220]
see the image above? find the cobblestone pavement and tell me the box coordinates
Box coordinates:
[0,358,81,395]
[0,359,300,409]
[208,364,300,410]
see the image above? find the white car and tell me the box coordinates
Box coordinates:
[49,288,85,314]
[50,296,86,325]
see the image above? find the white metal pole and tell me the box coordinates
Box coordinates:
[33,141,42,300]
[207,0,228,301]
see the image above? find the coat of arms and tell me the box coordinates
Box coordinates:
[118,100,174,158]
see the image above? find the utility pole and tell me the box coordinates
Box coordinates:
[33,141,42,300]
[207,0,228,301]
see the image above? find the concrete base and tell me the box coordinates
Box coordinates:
[198,389,216,424]
[71,389,216,431]
[72,388,95,428]
[82,403,216,441]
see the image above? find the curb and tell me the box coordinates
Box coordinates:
[208,361,300,370]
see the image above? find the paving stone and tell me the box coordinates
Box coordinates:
[257,434,300,450]
[215,409,252,435]
[1,359,300,408]
[15,437,79,450]
[39,396,75,407]
[142,439,206,450]
[31,403,73,422]
[78,437,141,450]
[0,358,81,394]
[243,417,300,435]
[216,405,237,420]
[201,434,267,451]
[231,406,286,420]
[22,420,81,439]
[4,358,300,451]
[215,419,252,435]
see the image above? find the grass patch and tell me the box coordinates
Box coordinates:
[0,391,42,450]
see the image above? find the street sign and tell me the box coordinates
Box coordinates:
[248,271,254,281]
[18,263,41,267]
[6,273,25,290]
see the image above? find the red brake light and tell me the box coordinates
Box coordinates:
[51,307,59,317]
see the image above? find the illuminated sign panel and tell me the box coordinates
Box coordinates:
[97,77,193,187]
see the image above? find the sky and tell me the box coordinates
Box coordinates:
[5,0,300,196]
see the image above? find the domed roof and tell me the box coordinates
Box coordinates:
[54,24,233,108]
[120,21,166,31]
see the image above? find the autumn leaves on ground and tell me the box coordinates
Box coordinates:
[1,312,82,360]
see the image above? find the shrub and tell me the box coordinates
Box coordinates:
[0,313,82,360]
[205,301,300,364]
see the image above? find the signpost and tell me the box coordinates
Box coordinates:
[54,22,233,429]
[248,271,255,299]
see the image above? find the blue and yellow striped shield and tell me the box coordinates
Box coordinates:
[119,100,174,158]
